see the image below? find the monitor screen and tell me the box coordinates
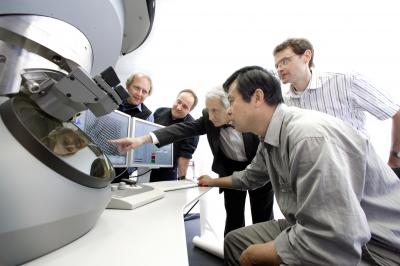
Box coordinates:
[130,117,173,168]
[74,110,131,167]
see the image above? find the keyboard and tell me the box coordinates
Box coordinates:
[150,179,198,192]
[106,184,165,210]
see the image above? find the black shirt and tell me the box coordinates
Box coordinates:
[150,107,199,181]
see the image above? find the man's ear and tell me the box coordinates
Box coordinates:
[303,49,312,65]
[253,88,264,106]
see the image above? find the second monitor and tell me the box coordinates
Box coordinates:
[130,118,173,169]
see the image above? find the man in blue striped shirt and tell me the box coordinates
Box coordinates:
[273,38,400,177]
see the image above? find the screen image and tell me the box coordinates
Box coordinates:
[74,110,131,167]
[130,118,173,168]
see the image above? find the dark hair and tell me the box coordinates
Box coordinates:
[223,66,283,105]
[273,38,314,68]
[178,89,198,111]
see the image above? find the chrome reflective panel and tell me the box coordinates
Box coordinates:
[0,39,66,96]
[0,5,144,264]
[0,15,93,96]
[7,93,115,181]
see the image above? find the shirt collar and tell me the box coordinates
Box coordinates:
[307,70,322,90]
[287,70,322,98]
[120,100,142,111]
[263,104,287,148]
[170,109,192,123]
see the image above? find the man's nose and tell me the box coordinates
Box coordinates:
[227,107,233,116]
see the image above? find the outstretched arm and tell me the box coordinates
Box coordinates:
[108,134,152,153]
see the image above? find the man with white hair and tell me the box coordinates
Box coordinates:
[110,86,274,235]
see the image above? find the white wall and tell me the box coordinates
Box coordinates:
[115,0,400,175]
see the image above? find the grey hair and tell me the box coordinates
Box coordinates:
[205,86,230,109]
[125,73,153,95]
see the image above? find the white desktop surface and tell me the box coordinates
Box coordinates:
[23,186,211,266]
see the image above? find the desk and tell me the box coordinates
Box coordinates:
[23,186,211,266]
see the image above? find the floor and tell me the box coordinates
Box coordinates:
[184,214,224,266]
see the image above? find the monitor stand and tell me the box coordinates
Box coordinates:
[106,183,165,210]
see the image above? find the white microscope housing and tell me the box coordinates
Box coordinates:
[0,1,155,265]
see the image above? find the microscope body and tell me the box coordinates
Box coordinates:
[0,1,155,265]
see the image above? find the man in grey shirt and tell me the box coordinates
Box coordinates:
[198,66,400,265]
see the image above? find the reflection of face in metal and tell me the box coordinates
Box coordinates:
[6,94,115,181]
[42,127,88,156]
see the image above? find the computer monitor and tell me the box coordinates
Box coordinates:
[74,110,131,167]
[129,117,173,169]
[74,111,173,169]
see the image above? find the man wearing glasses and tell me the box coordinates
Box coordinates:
[119,73,154,122]
[113,72,154,182]
[273,38,400,177]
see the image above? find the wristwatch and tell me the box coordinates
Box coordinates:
[391,150,400,158]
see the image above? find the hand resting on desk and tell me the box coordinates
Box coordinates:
[197,175,213,187]
[197,175,234,188]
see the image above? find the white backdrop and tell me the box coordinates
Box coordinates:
[116,0,400,175]
[115,0,400,252]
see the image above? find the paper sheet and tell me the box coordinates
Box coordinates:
[192,236,224,259]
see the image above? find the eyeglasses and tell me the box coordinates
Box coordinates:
[275,54,298,69]
[131,85,150,96]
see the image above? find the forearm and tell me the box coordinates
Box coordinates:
[108,134,153,152]
[153,118,205,146]
[389,111,400,167]
[138,134,153,145]
[209,175,233,188]
[177,157,190,177]
[240,241,281,266]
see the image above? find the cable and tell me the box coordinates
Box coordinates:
[184,199,199,218]
[127,168,152,184]
[129,169,152,178]
[114,167,128,179]
[120,178,137,185]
